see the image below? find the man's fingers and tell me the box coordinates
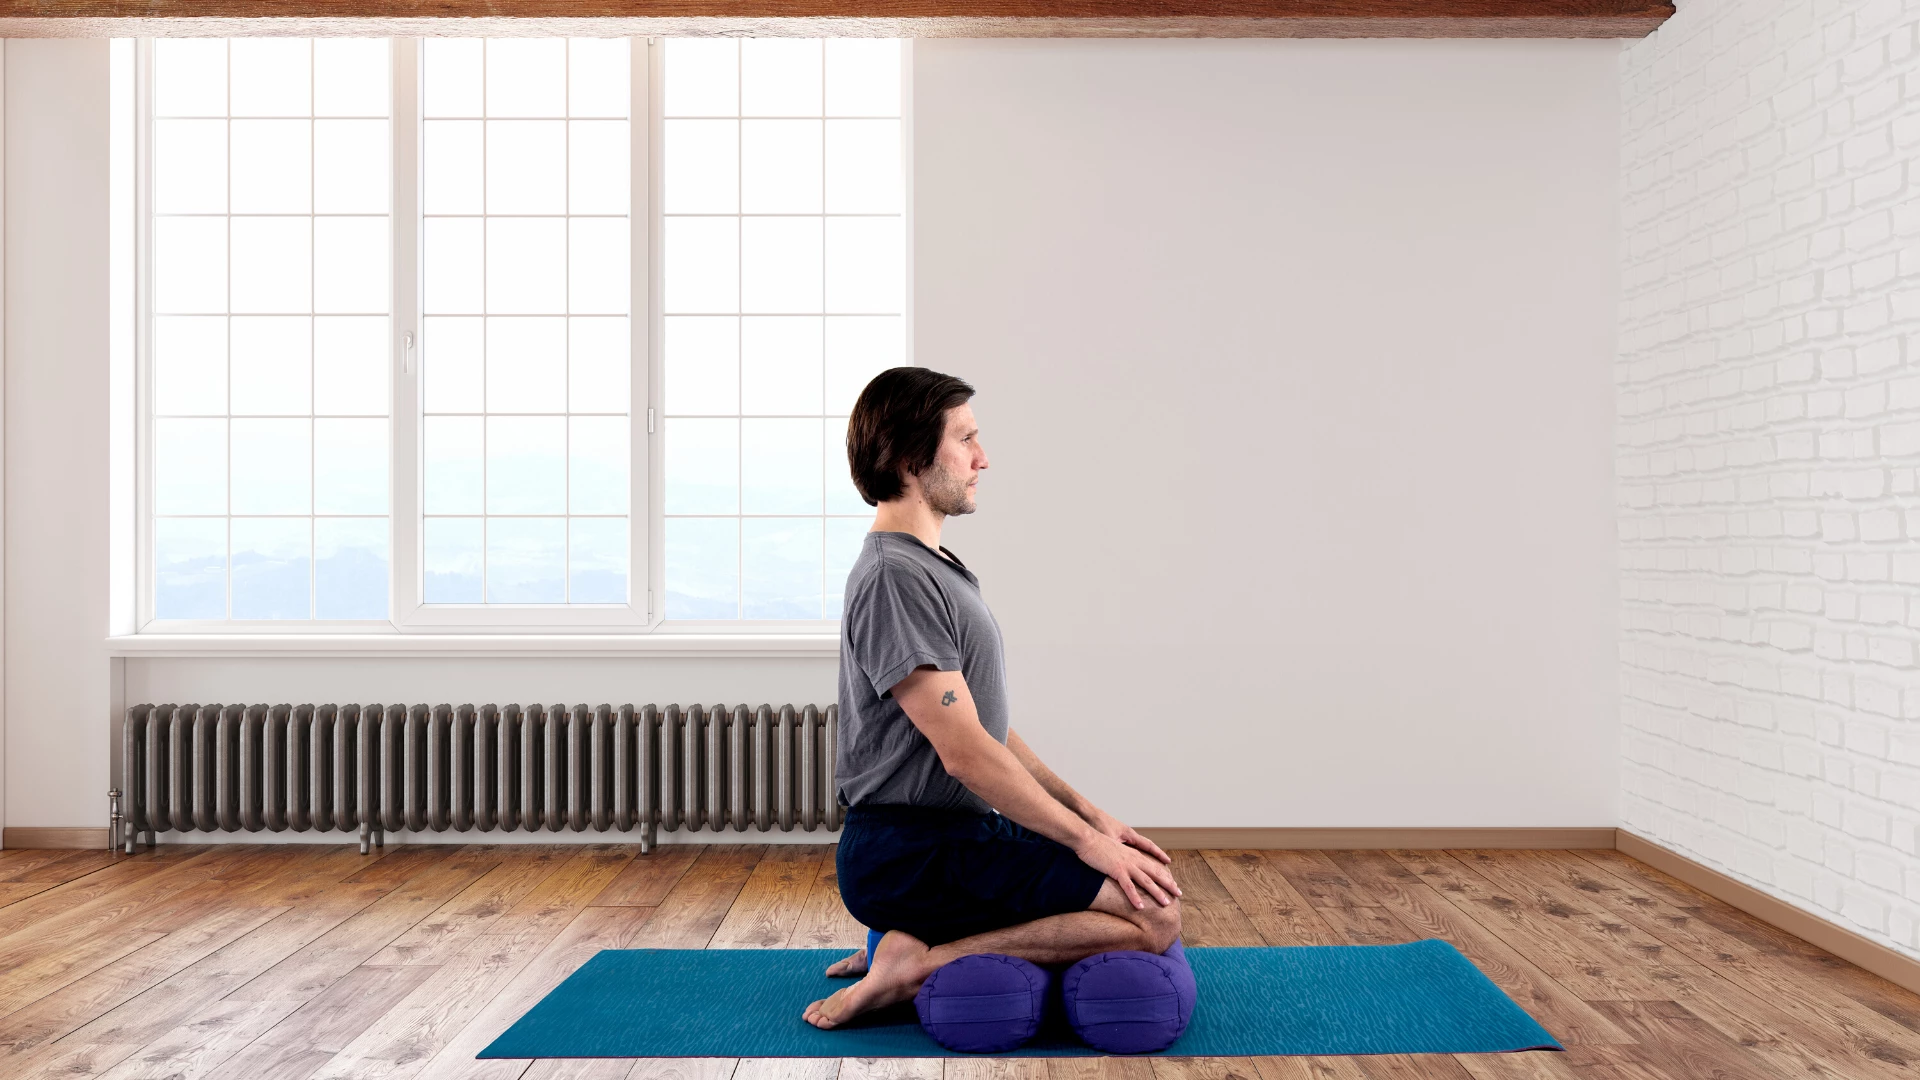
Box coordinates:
[1133,832,1173,865]
[1116,874,1145,910]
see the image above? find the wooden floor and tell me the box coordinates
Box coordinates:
[0,844,1915,1080]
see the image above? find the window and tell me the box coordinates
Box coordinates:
[147,38,393,622]
[131,36,906,632]
[660,39,904,622]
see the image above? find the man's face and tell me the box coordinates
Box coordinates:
[916,403,989,517]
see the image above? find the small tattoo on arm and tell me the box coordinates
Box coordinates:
[941,690,957,706]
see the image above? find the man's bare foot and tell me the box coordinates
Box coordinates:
[824,947,869,978]
[803,930,931,1029]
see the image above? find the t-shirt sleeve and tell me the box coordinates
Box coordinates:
[847,557,961,699]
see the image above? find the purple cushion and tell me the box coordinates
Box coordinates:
[1061,939,1197,1054]
[913,953,1052,1053]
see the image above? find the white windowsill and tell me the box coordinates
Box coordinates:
[107,633,841,659]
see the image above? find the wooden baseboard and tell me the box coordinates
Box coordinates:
[3,827,110,850]
[1616,831,1920,997]
[1137,826,1619,850]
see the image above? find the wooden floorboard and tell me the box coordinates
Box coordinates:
[0,844,1914,1080]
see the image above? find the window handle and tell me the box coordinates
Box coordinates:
[402,330,416,375]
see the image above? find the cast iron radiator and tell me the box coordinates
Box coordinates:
[118,702,839,855]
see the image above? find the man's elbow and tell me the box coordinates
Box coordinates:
[938,746,989,789]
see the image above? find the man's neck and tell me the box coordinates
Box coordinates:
[871,499,946,557]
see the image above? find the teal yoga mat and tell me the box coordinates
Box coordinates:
[479,939,1561,1059]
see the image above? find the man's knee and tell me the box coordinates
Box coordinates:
[1136,897,1181,953]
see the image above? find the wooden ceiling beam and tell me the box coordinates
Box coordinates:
[0,1,1676,38]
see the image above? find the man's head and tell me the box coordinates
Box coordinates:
[847,367,987,514]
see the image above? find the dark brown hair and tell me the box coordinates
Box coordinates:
[846,367,976,506]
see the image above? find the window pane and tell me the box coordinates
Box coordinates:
[825,120,901,214]
[425,120,484,214]
[570,517,627,603]
[231,119,311,214]
[155,517,227,619]
[487,120,567,214]
[231,39,310,117]
[486,317,567,413]
[743,518,822,619]
[487,517,565,602]
[424,38,483,117]
[231,418,311,514]
[664,120,738,214]
[665,418,738,515]
[315,517,389,619]
[231,517,311,619]
[742,316,822,415]
[825,315,903,414]
[825,517,868,618]
[156,418,227,515]
[742,417,822,514]
[665,217,739,314]
[315,217,389,314]
[315,119,389,214]
[486,39,567,118]
[155,38,226,118]
[570,121,630,214]
[743,120,822,214]
[569,317,629,413]
[825,39,901,117]
[315,418,388,514]
[154,316,228,416]
[424,415,484,514]
[664,39,737,117]
[569,218,630,315]
[230,316,311,415]
[570,416,628,514]
[154,217,227,315]
[231,217,311,314]
[486,416,566,515]
[666,517,738,619]
[314,39,389,118]
[568,38,630,119]
[154,119,226,214]
[425,317,484,412]
[741,39,821,118]
[315,316,389,415]
[424,516,483,602]
[425,218,485,314]
[826,216,903,314]
[487,218,567,314]
[742,217,822,314]
[664,317,738,415]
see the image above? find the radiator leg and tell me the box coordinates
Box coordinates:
[374,826,385,848]
[641,819,656,855]
[358,822,371,856]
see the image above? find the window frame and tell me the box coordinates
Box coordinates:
[133,35,907,637]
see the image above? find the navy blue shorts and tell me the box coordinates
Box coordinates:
[835,803,1109,946]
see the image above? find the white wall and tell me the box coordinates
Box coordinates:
[4,38,111,831]
[914,38,1623,827]
[1618,0,1920,959]
[10,35,1621,835]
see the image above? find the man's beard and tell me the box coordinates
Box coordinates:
[920,462,975,516]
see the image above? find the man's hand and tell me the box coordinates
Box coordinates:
[1085,806,1172,867]
[1073,831,1181,910]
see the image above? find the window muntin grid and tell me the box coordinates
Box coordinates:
[420,38,632,605]
[149,37,392,622]
[660,38,904,621]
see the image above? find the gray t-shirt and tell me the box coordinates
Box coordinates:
[836,531,1007,812]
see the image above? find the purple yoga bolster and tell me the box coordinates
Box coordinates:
[1061,938,1198,1054]
[913,952,1053,1053]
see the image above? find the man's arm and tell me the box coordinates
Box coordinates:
[890,665,1180,909]
[1007,729,1171,866]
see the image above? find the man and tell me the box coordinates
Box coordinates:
[804,367,1182,1030]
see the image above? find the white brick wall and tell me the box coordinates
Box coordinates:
[1618,0,1920,959]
